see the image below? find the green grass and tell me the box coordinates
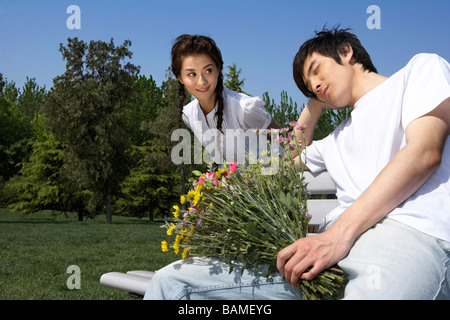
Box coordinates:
[0,208,178,300]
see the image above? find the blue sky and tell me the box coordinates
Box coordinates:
[1,0,449,107]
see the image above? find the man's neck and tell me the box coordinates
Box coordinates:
[351,68,388,106]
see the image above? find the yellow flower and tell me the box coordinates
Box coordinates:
[174,234,183,245]
[161,240,168,252]
[192,190,202,207]
[182,247,189,259]
[180,195,186,204]
[172,205,179,218]
[209,202,214,209]
[187,190,195,201]
[167,222,176,236]
[230,201,234,205]
[173,245,180,255]
[215,168,227,179]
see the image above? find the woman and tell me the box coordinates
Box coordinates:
[171,34,280,164]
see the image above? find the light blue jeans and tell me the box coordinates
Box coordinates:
[144,218,450,300]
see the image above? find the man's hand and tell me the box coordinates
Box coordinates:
[276,227,354,287]
[280,98,450,288]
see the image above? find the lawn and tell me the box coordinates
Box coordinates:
[0,208,178,300]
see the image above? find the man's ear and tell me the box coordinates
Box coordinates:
[339,43,355,65]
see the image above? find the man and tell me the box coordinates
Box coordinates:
[280,27,450,299]
[145,27,449,300]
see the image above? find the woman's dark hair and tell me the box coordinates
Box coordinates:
[293,26,377,98]
[171,34,225,133]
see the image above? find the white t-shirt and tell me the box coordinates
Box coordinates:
[302,53,450,242]
[182,88,272,164]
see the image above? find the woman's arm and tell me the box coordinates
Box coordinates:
[267,117,281,129]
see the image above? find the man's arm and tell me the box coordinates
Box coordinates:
[277,97,450,287]
[290,99,329,169]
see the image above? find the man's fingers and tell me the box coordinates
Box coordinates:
[284,255,314,287]
[276,245,295,276]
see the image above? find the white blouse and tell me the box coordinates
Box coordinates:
[182,88,272,164]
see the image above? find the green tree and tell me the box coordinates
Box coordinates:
[125,74,165,145]
[116,143,180,221]
[43,37,139,224]
[0,76,34,180]
[7,115,94,220]
[17,77,46,123]
[224,62,246,94]
[263,91,300,127]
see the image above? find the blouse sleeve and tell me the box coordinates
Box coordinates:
[182,112,191,130]
[238,95,272,130]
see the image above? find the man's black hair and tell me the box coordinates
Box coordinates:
[293,26,378,98]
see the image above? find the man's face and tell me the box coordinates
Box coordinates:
[302,51,355,108]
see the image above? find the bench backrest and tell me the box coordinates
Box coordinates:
[304,171,338,233]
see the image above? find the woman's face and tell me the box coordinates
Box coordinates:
[178,54,220,108]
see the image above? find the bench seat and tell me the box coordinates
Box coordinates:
[100,170,337,298]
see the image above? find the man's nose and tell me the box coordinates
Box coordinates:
[312,79,321,93]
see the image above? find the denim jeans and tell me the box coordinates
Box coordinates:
[144,218,450,300]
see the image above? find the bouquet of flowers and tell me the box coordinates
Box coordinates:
[162,123,348,300]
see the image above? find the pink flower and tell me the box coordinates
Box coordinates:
[228,162,237,173]
[198,176,205,184]
[205,172,216,180]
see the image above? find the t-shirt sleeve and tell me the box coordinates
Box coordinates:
[402,54,450,130]
[238,96,272,130]
[301,140,327,173]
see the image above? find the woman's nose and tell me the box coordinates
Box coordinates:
[198,75,207,85]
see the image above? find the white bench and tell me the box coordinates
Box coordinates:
[100,170,338,298]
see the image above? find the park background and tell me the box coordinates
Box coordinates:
[1,0,449,299]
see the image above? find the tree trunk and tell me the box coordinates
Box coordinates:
[106,189,112,224]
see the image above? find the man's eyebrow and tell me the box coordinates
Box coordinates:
[303,59,317,93]
[307,59,317,77]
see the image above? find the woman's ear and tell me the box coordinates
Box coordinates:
[177,76,184,85]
